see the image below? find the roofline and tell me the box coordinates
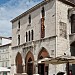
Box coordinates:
[11,0,75,23]
[0,43,11,47]
[0,36,12,40]
[58,0,75,7]
[10,0,50,23]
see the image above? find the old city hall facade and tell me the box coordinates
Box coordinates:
[11,0,75,75]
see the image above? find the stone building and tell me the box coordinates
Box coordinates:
[0,36,11,46]
[11,0,75,75]
[0,36,12,68]
[0,36,12,75]
[0,43,11,68]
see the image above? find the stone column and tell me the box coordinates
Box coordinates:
[22,58,26,73]
[35,64,38,74]
[10,56,16,75]
[10,64,16,75]
[34,59,38,74]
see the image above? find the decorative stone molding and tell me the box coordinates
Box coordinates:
[14,73,27,75]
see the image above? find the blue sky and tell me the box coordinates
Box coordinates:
[0,0,42,37]
[0,0,10,5]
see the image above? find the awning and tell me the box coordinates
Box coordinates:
[38,57,51,63]
[40,55,75,64]
[0,67,10,72]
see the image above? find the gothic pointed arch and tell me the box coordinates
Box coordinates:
[70,41,75,46]
[38,47,49,75]
[15,52,23,73]
[38,47,49,59]
[25,51,34,75]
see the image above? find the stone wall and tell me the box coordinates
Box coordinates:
[12,0,56,47]
[56,0,73,73]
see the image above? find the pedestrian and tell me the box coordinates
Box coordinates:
[69,70,72,75]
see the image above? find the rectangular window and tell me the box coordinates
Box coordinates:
[29,31,30,41]
[6,62,7,67]
[18,35,20,45]
[71,14,75,33]
[2,62,4,67]
[26,32,28,42]
[31,30,34,40]
[41,7,45,18]
[3,72,7,75]
[29,15,31,24]
[18,20,20,29]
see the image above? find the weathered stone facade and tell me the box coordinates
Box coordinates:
[11,0,75,75]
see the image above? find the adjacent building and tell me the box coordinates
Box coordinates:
[11,0,75,75]
[0,43,11,68]
[0,36,12,75]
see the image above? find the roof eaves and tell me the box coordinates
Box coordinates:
[58,0,75,7]
[11,0,49,23]
[0,43,11,47]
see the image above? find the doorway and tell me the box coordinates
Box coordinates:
[27,63,33,75]
[38,64,44,75]
[38,64,48,75]
[15,52,23,73]
[25,51,34,75]
[38,47,49,75]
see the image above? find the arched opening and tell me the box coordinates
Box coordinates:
[70,41,75,56]
[38,47,49,75]
[71,14,75,33]
[25,51,34,75]
[15,52,23,73]
[70,41,75,75]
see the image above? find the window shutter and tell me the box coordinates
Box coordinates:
[41,17,45,38]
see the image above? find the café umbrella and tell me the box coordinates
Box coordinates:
[41,55,75,75]
[42,55,75,64]
[30,57,52,63]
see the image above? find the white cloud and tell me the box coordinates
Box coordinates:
[0,0,42,37]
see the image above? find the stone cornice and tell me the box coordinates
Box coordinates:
[12,35,57,49]
[58,0,75,7]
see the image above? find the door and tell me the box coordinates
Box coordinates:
[45,66,48,75]
[38,64,45,75]
[27,63,33,75]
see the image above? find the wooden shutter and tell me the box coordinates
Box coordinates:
[41,17,45,38]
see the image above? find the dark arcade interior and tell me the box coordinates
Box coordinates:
[70,41,75,75]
